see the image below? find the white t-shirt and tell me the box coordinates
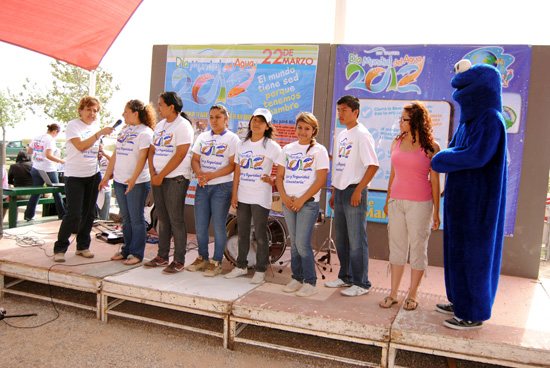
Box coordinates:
[152,115,194,178]
[192,129,240,185]
[64,119,100,177]
[30,133,58,172]
[235,138,282,209]
[114,124,153,184]
[332,124,379,190]
[276,141,330,202]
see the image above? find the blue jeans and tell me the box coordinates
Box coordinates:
[194,182,232,262]
[282,201,319,286]
[25,168,65,220]
[54,173,101,254]
[152,176,189,264]
[334,185,371,289]
[114,181,151,260]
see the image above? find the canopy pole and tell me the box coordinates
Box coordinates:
[334,0,346,44]
[88,70,96,97]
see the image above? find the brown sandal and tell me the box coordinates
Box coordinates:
[379,296,398,308]
[403,297,418,311]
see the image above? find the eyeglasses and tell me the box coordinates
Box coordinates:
[399,117,410,122]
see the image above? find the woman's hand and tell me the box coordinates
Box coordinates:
[99,126,114,137]
[151,174,164,186]
[124,177,136,194]
[290,196,307,212]
[260,175,274,186]
[282,193,294,212]
[98,177,109,191]
[432,213,441,230]
[383,202,389,216]
[231,194,238,210]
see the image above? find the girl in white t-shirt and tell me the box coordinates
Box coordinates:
[100,99,156,265]
[53,96,114,262]
[143,92,194,273]
[224,108,282,284]
[275,112,329,297]
[25,124,66,221]
[187,104,240,277]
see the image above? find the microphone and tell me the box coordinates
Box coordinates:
[112,119,123,129]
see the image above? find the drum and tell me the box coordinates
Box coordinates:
[225,215,287,268]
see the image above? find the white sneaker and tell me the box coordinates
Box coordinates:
[282,279,303,293]
[324,278,352,288]
[250,271,265,284]
[296,283,317,297]
[341,285,370,296]
[224,267,248,279]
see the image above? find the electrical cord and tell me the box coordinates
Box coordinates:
[1,231,112,328]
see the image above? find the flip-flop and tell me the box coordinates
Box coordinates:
[403,297,418,311]
[124,255,141,265]
[379,296,398,308]
[111,252,125,261]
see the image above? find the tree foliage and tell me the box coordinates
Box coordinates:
[23,60,120,126]
[0,88,23,147]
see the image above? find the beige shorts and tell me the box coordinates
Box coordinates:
[387,198,433,270]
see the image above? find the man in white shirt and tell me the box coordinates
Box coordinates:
[326,95,379,296]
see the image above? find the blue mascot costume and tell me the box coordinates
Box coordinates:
[431,59,507,330]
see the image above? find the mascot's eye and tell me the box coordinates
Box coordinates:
[454,59,472,74]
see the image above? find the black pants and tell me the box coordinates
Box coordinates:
[54,173,101,254]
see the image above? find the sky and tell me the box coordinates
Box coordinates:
[1,0,549,140]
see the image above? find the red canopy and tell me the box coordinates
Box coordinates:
[0,0,142,70]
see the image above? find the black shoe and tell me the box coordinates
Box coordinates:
[24,217,32,221]
[435,302,454,315]
[444,317,483,330]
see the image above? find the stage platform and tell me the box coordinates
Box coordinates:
[0,221,164,318]
[1,221,549,367]
[101,265,259,348]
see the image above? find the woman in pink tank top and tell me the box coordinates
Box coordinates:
[380,101,441,311]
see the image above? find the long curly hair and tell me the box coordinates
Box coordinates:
[126,99,157,130]
[399,101,435,154]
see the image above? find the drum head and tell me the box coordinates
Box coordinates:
[225,215,287,267]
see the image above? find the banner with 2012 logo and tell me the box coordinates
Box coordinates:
[165,45,319,204]
[330,44,531,236]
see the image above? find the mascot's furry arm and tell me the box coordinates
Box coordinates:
[431,109,503,173]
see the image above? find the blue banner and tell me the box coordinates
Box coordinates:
[331,45,532,235]
[165,45,320,204]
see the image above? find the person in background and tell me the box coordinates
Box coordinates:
[25,124,65,221]
[2,167,8,221]
[380,101,441,310]
[100,99,156,265]
[186,104,239,277]
[326,95,379,296]
[53,96,114,262]
[143,91,193,273]
[225,108,281,284]
[8,151,33,189]
[96,141,112,221]
[275,112,329,297]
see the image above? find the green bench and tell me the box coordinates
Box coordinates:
[3,186,66,228]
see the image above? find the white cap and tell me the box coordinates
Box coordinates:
[253,108,273,124]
